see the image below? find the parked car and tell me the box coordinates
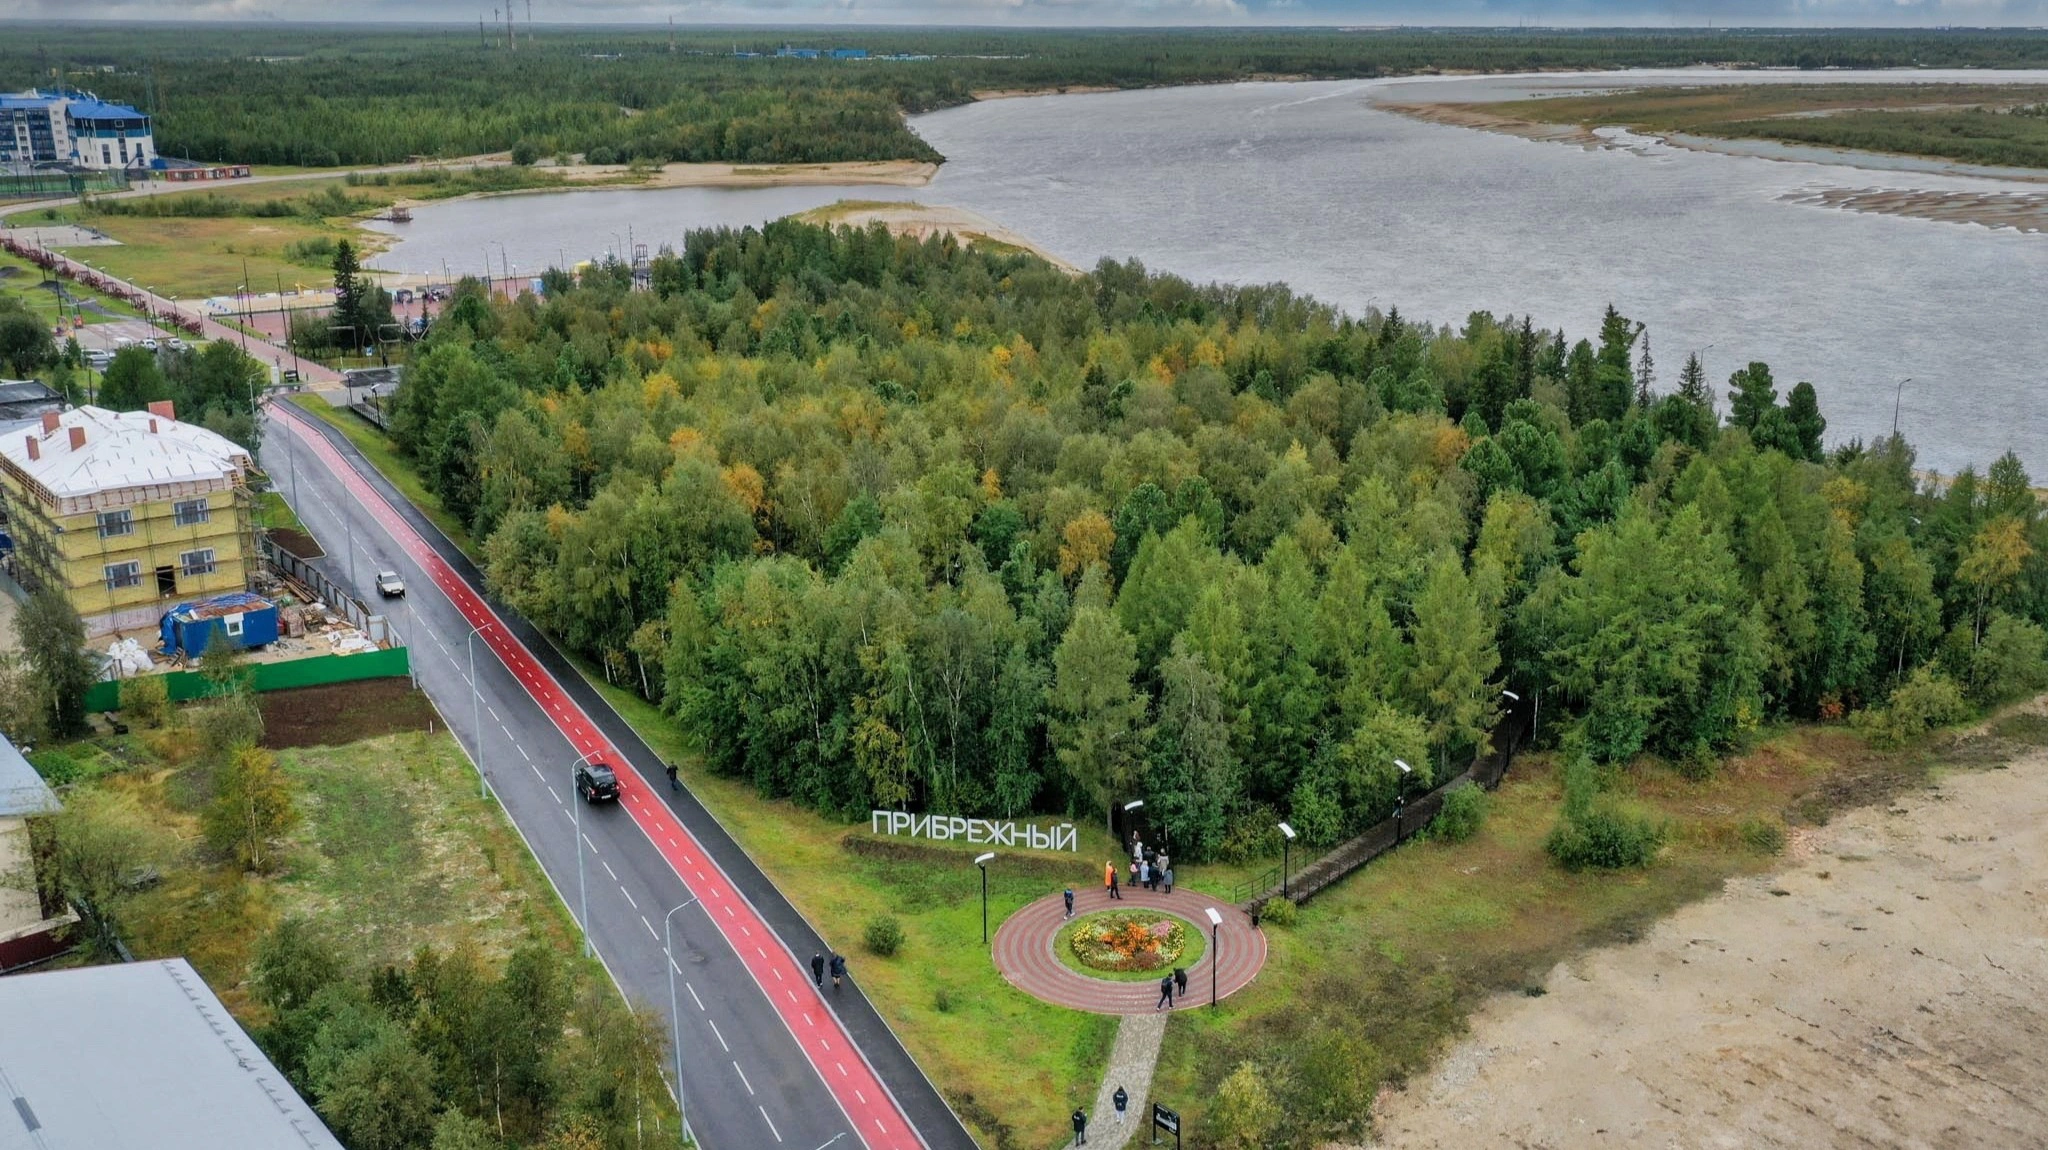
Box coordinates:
[140,337,159,351]
[83,348,112,368]
[114,335,134,348]
[166,337,190,352]
[374,570,405,597]
[575,761,619,803]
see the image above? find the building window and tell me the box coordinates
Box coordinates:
[97,509,133,538]
[179,548,216,577]
[174,498,210,526]
[104,561,141,590]
[101,144,110,165]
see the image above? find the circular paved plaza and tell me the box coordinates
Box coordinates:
[992,884,1267,1014]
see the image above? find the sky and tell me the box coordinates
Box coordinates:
[5,0,2048,25]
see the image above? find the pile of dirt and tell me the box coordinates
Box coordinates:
[260,678,438,748]
[266,526,325,559]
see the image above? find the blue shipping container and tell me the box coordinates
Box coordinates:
[161,592,280,659]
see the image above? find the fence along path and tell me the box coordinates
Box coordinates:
[1240,697,1532,916]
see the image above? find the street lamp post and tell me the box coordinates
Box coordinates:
[1891,377,1914,439]
[1276,822,1295,899]
[974,852,995,945]
[1500,689,1521,746]
[465,623,493,800]
[570,750,601,957]
[1393,759,1413,842]
[662,894,702,1144]
[1204,907,1223,1009]
[1118,798,1144,847]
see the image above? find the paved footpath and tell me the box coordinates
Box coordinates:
[992,885,1266,1014]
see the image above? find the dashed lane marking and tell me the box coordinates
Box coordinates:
[621,887,638,910]
[641,915,657,939]
[688,984,705,1011]
[734,1062,755,1096]
[601,860,618,881]
[761,1107,783,1143]
[708,1019,730,1052]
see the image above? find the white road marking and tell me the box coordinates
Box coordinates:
[837,1062,847,1078]
[723,906,734,918]
[856,1089,867,1105]
[734,1062,755,1096]
[529,763,543,780]
[760,1107,782,1143]
[708,1019,730,1052]
[583,834,598,853]
[487,705,500,722]
[641,915,656,939]
[546,785,561,803]
[688,984,705,1011]
[621,887,638,910]
[601,860,618,881]
[873,1119,886,1135]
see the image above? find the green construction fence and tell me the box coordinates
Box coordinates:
[86,645,411,712]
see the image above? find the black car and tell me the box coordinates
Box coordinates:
[575,761,619,803]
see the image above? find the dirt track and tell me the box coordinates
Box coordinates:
[1375,727,2048,1149]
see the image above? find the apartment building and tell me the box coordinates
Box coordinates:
[0,403,253,636]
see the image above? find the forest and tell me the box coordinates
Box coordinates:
[359,220,2048,861]
[7,26,2048,166]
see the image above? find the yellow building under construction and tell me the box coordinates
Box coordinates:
[0,402,254,636]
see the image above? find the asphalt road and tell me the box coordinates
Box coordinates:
[261,403,977,1150]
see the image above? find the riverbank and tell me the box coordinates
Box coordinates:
[1379,97,2048,233]
[794,199,1080,272]
[1373,703,2048,1148]
[532,157,938,190]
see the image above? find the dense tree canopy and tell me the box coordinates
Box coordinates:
[377,219,2045,860]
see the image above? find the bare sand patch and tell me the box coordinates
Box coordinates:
[544,158,936,189]
[797,199,1079,273]
[1373,724,2048,1148]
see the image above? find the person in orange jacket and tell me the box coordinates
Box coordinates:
[1105,860,1121,900]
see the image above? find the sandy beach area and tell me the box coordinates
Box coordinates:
[1373,702,2048,1149]
[796,199,1080,273]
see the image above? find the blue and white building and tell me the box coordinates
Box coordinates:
[0,88,155,172]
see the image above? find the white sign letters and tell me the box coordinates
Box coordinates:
[869,810,1078,852]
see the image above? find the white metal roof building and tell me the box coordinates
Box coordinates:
[0,405,251,516]
[0,958,344,1150]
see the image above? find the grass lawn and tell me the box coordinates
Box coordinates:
[253,488,307,534]
[0,247,147,325]
[1055,909,1206,981]
[47,214,352,301]
[51,700,588,1024]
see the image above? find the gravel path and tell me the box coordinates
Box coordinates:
[1076,1013,1166,1149]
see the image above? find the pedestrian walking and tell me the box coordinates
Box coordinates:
[1164,866,1174,895]
[1072,1107,1088,1146]
[1112,1086,1128,1124]
[1139,860,1151,890]
[829,952,846,991]
[665,762,680,792]
[1063,888,1075,919]
[1109,866,1121,900]
[1128,859,1139,890]
[1156,974,1174,1010]
[1132,837,1143,864]
[1173,966,1187,998]
[811,952,825,988]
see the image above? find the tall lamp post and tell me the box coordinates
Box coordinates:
[569,751,601,957]
[465,623,494,799]
[1500,689,1521,746]
[1118,798,1144,847]
[974,852,995,945]
[1204,907,1223,1009]
[1393,759,1413,842]
[662,894,703,1144]
[1276,822,1295,899]
[1891,376,1914,439]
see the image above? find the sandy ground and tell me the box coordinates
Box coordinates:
[1378,100,2048,234]
[1374,724,2048,1149]
[797,200,1081,273]
[536,158,936,189]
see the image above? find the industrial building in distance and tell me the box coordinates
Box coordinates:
[0,87,155,172]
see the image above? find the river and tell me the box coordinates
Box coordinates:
[368,70,2048,475]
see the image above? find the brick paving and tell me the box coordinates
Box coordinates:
[992,885,1267,1015]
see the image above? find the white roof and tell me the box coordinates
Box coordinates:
[0,958,343,1150]
[0,406,250,508]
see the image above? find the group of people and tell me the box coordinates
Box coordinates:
[1100,837,1174,900]
[808,951,847,991]
[1156,966,1189,1009]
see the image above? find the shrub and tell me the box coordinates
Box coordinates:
[863,915,904,957]
[1546,805,1666,871]
[1429,780,1489,843]
[1853,667,1971,748]
[510,139,540,166]
[932,986,953,1013]
[121,674,172,728]
[1738,817,1786,855]
[1965,613,2048,706]
[1257,896,1297,929]
[28,749,84,786]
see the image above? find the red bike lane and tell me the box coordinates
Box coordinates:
[277,407,922,1150]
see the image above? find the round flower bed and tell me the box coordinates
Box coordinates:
[1054,910,1205,981]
